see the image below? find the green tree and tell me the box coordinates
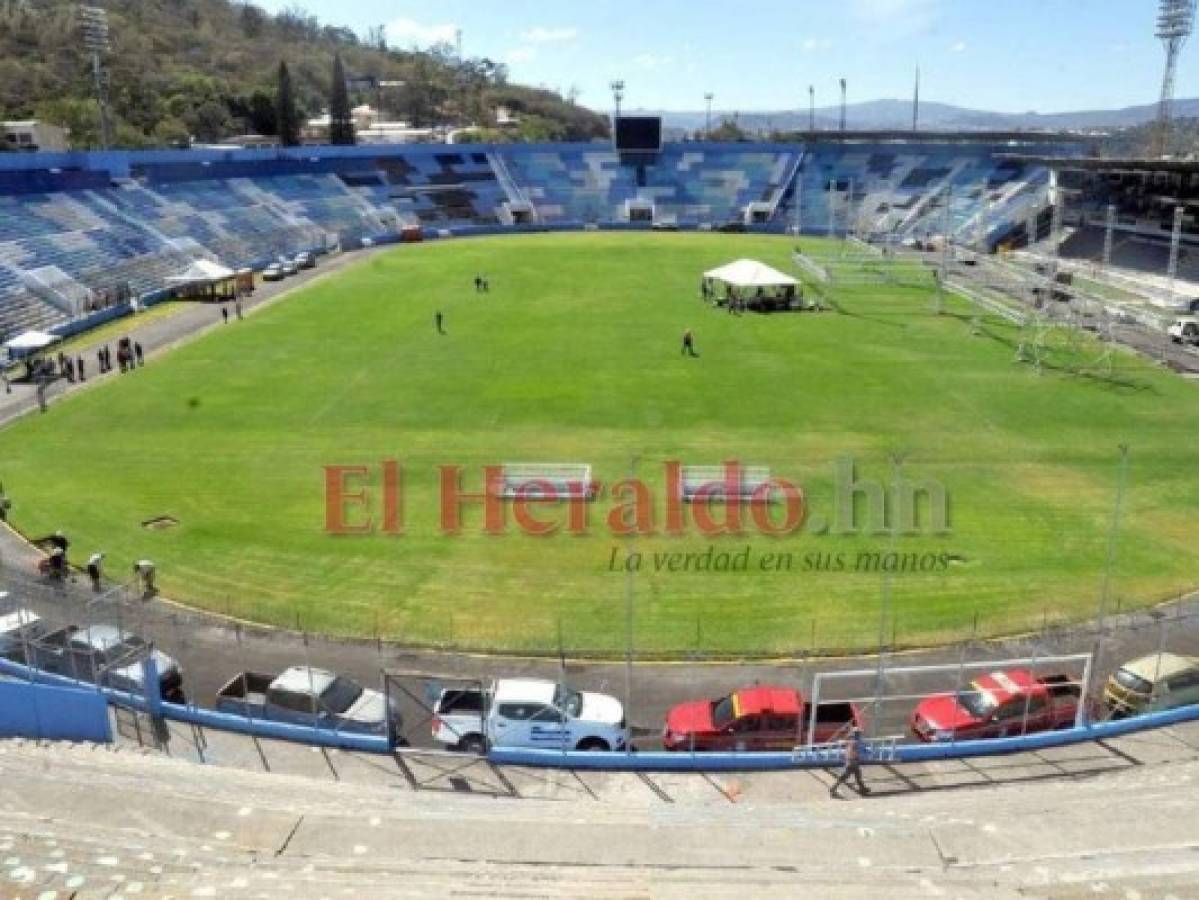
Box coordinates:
[328,53,354,145]
[276,60,300,146]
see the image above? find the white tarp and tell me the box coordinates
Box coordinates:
[703,258,798,289]
[166,259,235,285]
[3,330,60,353]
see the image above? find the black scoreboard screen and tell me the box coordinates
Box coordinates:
[614,116,662,152]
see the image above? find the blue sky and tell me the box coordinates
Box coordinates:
[251,0,1197,114]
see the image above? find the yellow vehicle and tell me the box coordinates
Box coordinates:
[1104,653,1199,718]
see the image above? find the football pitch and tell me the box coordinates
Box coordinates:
[2,232,1197,656]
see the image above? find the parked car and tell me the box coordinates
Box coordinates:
[30,624,185,702]
[432,678,628,753]
[216,667,400,734]
[1168,316,1199,344]
[262,264,285,282]
[0,607,51,664]
[293,251,316,269]
[910,669,1080,742]
[1105,653,1199,718]
[662,684,862,751]
[278,258,298,277]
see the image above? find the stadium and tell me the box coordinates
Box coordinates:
[0,1,1197,897]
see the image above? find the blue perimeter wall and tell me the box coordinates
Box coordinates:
[0,678,112,743]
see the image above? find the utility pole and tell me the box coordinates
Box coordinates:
[839,78,847,132]
[1168,204,1185,300]
[808,84,815,131]
[704,92,714,139]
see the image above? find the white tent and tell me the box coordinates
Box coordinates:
[166,259,235,285]
[703,258,798,289]
[3,330,60,354]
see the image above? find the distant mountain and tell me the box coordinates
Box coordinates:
[650,99,1199,134]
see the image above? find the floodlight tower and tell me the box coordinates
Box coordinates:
[808,84,815,130]
[610,79,625,121]
[79,5,113,149]
[704,92,714,139]
[839,78,847,131]
[1153,0,1196,157]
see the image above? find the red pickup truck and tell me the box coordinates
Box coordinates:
[662,684,862,751]
[910,669,1080,743]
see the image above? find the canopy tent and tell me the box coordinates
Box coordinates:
[703,259,798,289]
[3,330,60,354]
[166,258,241,301]
[166,259,236,286]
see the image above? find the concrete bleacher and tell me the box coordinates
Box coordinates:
[0,140,1070,340]
[1,714,1198,897]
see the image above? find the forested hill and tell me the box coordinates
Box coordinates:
[0,0,609,148]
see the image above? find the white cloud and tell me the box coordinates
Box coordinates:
[385,17,458,47]
[520,26,579,44]
[951,40,967,53]
[632,53,674,70]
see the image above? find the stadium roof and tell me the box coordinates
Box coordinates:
[1003,155,1199,174]
[787,129,1093,145]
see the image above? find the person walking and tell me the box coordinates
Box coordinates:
[221,305,229,324]
[134,342,144,367]
[86,551,104,592]
[76,355,85,382]
[681,328,698,357]
[434,311,445,335]
[829,725,871,798]
[235,299,243,320]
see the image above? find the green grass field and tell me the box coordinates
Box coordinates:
[2,232,1197,656]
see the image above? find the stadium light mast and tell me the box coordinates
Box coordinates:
[808,84,815,130]
[79,5,113,149]
[912,66,920,131]
[610,79,625,121]
[839,78,847,132]
[704,92,714,139]
[1153,0,1196,157]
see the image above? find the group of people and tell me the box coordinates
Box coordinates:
[36,528,158,596]
[219,299,244,324]
[96,336,143,375]
[434,275,497,335]
[699,278,801,314]
[54,352,88,384]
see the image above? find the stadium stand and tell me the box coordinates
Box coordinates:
[0,138,1084,341]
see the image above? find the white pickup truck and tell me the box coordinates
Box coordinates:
[1168,315,1199,345]
[431,678,629,753]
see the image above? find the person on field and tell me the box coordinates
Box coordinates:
[133,559,157,596]
[435,311,445,335]
[474,275,483,293]
[86,551,104,592]
[681,328,698,357]
[830,725,870,798]
[48,530,69,554]
[221,305,229,324]
[76,355,85,382]
[134,342,144,367]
